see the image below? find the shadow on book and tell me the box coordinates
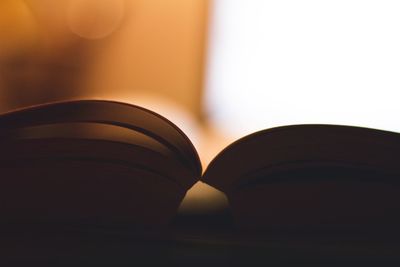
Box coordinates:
[1,100,400,264]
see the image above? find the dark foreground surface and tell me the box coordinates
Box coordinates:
[2,213,400,266]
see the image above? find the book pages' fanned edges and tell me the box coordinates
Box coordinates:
[202,125,400,230]
[0,100,202,226]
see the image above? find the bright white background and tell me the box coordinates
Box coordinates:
[205,0,400,138]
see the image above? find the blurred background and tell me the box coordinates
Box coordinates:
[1,0,400,213]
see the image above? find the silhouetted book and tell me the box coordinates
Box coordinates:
[1,100,400,231]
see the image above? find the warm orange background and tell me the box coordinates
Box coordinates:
[0,0,209,120]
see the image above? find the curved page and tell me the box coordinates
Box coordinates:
[0,100,202,175]
[203,125,400,192]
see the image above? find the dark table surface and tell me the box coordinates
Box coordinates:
[2,212,400,266]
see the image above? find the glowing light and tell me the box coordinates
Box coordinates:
[206,0,400,138]
[0,0,38,57]
[67,0,125,40]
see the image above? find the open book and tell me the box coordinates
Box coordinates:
[1,100,400,230]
